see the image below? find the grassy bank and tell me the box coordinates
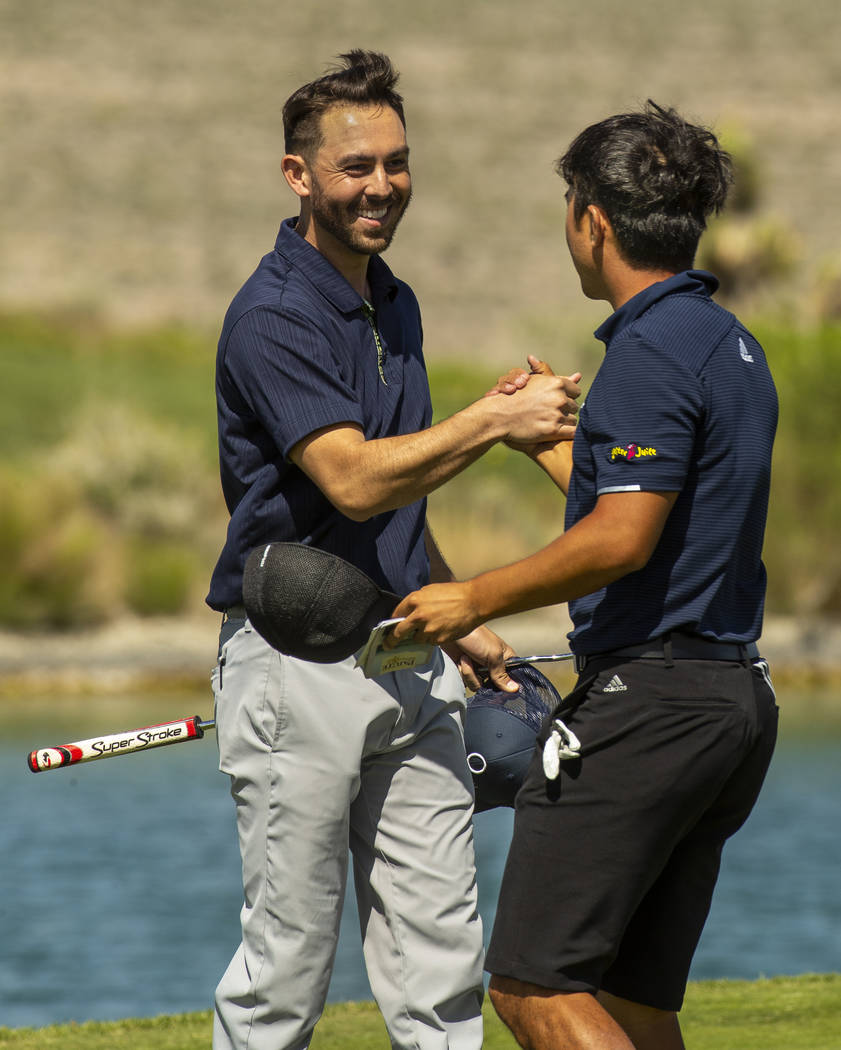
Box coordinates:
[2,975,839,1049]
[2,311,841,626]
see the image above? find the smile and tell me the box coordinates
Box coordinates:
[358,205,390,221]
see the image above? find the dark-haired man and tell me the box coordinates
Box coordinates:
[206,50,579,1050]
[391,102,779,1049]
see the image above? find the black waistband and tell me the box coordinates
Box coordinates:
[574,632,759,673]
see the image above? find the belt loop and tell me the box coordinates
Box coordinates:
[662,632,674,669]
[739,643,749,667]
[574,653,587,675]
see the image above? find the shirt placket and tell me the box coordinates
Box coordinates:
[361,300,388,386]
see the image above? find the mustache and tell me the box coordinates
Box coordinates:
[360,186,413,209]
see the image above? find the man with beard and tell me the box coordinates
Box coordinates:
[206,50,580,1050]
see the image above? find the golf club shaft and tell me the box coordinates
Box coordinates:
[27,715,215,773]
[505,653,574,667]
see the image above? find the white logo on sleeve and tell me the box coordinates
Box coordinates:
[602,674,628,693]
[739,337,754,363]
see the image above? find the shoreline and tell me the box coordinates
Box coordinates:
[1,607,840,699]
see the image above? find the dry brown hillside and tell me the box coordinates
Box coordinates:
[2,0,840,360]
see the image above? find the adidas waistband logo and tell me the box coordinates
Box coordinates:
[603,674,628,693]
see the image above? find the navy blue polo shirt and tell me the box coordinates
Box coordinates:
[206,219,432,611]
[566,270,778,654]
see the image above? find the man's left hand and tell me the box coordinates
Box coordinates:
[443,625,518,692]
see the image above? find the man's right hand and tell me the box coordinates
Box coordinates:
[485,357,582,443]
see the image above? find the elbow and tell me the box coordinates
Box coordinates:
[320,468,402,521]
[315,466,402,521]
[339,503,375,523]
[623,550,652,575]
[327,484,383,522]
[589,523,657,580]
[611,538,656,577]
[331,493,376,522]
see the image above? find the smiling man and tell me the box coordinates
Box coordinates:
[283,95,412,272]
[206,50,580,1050]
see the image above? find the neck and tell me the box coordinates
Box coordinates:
[295,212,371,298]
[605,265,678,311]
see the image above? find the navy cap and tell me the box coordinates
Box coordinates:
[464,664,561,812]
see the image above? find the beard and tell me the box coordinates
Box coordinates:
[309,177,412,256]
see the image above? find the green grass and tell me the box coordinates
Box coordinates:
[681,974,841,1049]
[1,976,839,1049]
[0,312,218,465]
[3,310,841,621]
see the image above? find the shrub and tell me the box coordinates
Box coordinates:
[698,215,800,301]
[124,537,201,617]
[50,402,220,542]
[757,321,841,614]
[0,400,224,627]
[0,467,117,628]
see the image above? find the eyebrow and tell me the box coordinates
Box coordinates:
[336,147,410,166]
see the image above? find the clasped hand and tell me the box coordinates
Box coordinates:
[489,354,582,448]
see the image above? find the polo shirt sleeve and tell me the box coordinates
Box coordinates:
[585,335,706,495]
[222,304,365,457]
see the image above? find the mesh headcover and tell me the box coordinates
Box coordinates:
[242,542,400,663]
[465,664,561,812]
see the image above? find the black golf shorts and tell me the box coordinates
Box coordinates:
[485,656,778,1012]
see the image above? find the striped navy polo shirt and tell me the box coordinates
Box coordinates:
[207,219,432,612]
[566,270,778,655]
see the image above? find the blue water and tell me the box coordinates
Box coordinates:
[1,694,839,1029]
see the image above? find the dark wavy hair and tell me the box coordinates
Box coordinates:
[557,101,733,272]
[283,50,405,159]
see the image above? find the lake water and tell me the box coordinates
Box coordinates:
[2,691,840,1030]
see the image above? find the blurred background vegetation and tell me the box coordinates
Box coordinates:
[2,0,840,630]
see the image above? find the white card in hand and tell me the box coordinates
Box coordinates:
[355,618,435,678]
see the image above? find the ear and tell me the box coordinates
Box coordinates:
[281,154,311,199]
[586,205,610,247]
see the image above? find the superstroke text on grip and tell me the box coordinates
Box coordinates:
[27,716,211,772]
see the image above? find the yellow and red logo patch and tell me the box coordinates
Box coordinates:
[609,443,657,463]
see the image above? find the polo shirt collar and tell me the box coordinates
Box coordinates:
[594,269,720,346]
[274,217,399,313]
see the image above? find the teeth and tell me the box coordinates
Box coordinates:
[359,206,388,219]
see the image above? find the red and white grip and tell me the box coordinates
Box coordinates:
[27,715,209,773]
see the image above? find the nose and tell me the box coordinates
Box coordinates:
[365,164,391,200]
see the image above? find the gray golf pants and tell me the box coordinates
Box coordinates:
[211,618,484,1050]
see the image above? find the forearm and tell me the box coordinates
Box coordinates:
[467,490,678,622]
[390,492,677,645]
[424,522,456,584]
[295,398,517,521]
[531,441,574,495]
[292,372,577,521]
[467,519,632,623]
[346,399,505,515]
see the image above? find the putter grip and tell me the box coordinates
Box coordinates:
[27,716,206,773]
